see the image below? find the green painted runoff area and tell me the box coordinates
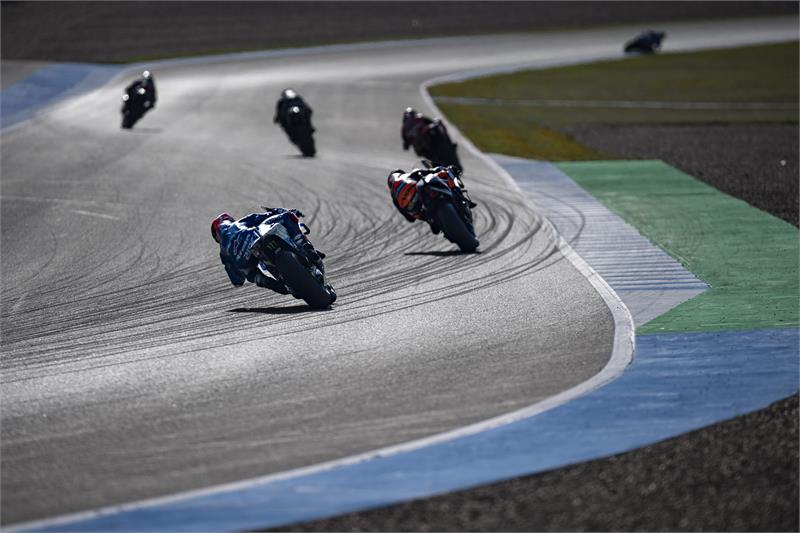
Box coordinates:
[556,160,799,334]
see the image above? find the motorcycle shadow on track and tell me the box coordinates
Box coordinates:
[404,250,481,257]
[228,304,332,315]
[122,127,163,134]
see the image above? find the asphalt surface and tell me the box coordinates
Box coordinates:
[1,29,633,526]
[1,13,796,532]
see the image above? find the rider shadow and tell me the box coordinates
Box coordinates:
[228,304,330,315]
[404,250,481,257]
[124,127,163,134]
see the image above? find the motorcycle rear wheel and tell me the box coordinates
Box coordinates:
[273,249,332,309]
[435,203,479,253]
[430,130,461,169]
[299,136,316,157]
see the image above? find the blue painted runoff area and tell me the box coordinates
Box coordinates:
[1,63,121,129]
[30,327,799,532]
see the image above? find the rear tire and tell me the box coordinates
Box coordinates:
[299,136,316,157]
[430,130,461,169]
[121,109,141,129]
[273,249,332,309]
[435,203,479,252]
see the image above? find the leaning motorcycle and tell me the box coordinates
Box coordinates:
[415,164,479,252]
[249,211,334,308]
[121,87,149,129]
[414,120,462,170]
[282,106,316,157]
[624,30,666,54]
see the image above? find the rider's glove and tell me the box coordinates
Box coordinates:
[291,209,305,218]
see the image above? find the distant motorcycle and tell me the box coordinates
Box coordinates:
[282,106,316,157]
[120,87,150,129]
[411,119,462,170]
[249,210,334,308]
[121,71,156,129]
[624,30,666,54]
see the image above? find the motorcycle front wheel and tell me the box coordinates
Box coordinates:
[273,249,332,309]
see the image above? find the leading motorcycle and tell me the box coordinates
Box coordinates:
[282,106,316,157]
[121,87,151,129]
[624,30,666,54]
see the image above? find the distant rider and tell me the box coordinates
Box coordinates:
[273,88,314,131]
[125,70,157,110]
[211,208,334,300]
[401,107,443,155]
[387,165,465,233]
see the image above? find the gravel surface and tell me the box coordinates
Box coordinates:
[2,1,796,63]
[566,124,799,227]
[278,395,800,532]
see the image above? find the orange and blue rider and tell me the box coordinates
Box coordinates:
[387,165,462,229]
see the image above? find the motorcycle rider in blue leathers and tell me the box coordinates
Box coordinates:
[211,208,335,302]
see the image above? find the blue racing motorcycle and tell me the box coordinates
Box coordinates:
[250,210,335,308]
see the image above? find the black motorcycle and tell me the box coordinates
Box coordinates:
[121,87,151,129]
[414,162,479,252]
[249,210,334,308]
[624,30,666,54]
[414,120,462,170]
[282,106,316,157]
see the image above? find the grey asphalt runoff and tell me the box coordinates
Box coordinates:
[2,7,797,533]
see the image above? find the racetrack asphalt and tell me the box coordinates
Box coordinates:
[2,29,626,526]
[1,15,796,531]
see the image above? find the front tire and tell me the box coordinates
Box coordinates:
[435,203,479,252]
[273,249,332,309]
